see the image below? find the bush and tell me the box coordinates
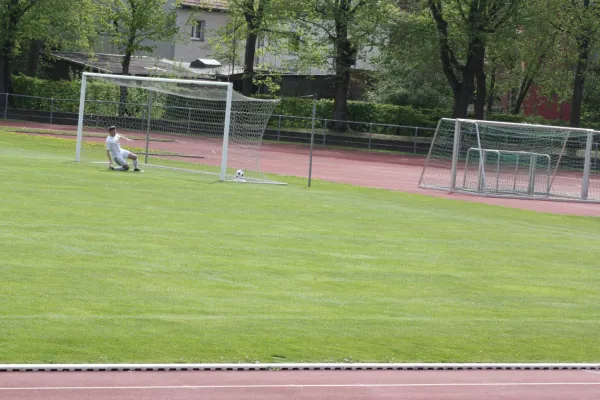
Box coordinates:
[10,75,448,136]
[266,96,442,135]
[11,74,161,117]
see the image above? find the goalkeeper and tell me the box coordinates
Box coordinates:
[106,126,141,172]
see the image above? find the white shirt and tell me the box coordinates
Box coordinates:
[106,135,122,158]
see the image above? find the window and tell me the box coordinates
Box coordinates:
[191,20,206,41]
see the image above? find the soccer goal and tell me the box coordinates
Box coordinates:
[75,72,282,184]
[419,118,600,201]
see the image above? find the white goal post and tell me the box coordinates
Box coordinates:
[75,72,282,184]
[419,118,600,201]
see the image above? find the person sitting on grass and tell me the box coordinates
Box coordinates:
[106,126,141,172]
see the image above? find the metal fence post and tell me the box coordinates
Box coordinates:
[144,92,152,165]
[3,93,8,120]
[277,115,281,141]
[308,96,317,187]
[187,107,192,135]
[323,119,328,145]
[368,123,373,150]
[413,127,418,154]
[50,98,55,124]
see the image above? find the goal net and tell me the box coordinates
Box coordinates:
[419,118,600,201]
[75,72,282,184]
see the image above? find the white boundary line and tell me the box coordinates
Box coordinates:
[1,363,599,372]
[583,370,600,375]
[2,382,600,390]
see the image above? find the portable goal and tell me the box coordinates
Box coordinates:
[419,118,600,201]
[75,72,281,184]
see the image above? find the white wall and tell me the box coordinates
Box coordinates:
[173,8,230,63]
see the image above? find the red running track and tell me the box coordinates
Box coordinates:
[2,120,599,216]
[1,370,600,400]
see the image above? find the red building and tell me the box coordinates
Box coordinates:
[500,84,571,123]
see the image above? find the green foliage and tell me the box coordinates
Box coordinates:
[11,74,80,100]
[0,0,100,54]
[486,113,551,125]
[369,7,452,109]
[206,0,330,92]
[0,0,101,92]
[98,0,180,72]
[269,96,440,134]
[486,113,600,130]
[10,75,446,133]
[10,74,154,116]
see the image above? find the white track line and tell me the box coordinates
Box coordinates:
[2,383,600,391]
[583,370,600,375]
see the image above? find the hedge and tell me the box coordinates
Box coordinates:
[267,97,441,136]
[10,74,153,116]
[9,75,445,136]
[17,75,597,136]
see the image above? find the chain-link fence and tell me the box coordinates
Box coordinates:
[0,93,436,155]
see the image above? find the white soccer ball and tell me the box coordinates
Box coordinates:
[236,169,244,178]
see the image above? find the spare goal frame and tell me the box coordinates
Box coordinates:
[418,118,599,201]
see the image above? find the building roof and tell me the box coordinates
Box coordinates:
[50,52,244,79]
[181,0,228,11]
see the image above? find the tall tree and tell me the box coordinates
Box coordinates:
[100,0,180,113]
[563,0,600,127]
[241,0,266,95]
[102,0,180,76]
[206,0,317,96]
[291,0,394,131]
[0,0,99,98]
[484,0,562,115]
[370,4,452,108]
[427,0,521,119]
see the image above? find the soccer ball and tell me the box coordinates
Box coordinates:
[236,169,244,178]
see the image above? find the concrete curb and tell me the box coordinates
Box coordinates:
[1,363,599,372]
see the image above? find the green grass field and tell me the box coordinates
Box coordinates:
[1,131,599,364]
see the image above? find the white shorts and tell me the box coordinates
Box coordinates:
[113,150,131,166]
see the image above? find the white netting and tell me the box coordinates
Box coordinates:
[419,118,600,201]
[76,74,281,184]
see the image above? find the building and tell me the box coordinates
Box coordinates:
[96,0,230,64]
[86,0,376,99]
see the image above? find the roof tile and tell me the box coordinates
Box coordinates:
[181,0,228,11]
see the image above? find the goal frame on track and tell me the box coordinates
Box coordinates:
[418,118,598,201]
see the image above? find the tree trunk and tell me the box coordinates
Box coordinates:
[0,54,9,111]
[511,76,533,115]
[486,65,496,116]
[452,86,471,118]
[570,39,589,128]
[1,0,22,99]
[242,30,258,96]
[330,0,354,132]
[452,58,475,118]
[570,0,591,128]
[331,65,351,130]
[0,54,9,96]
[26,40,43,77]
[471,40,486,120]
[119,42,134,116]
[241,0,265,96]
